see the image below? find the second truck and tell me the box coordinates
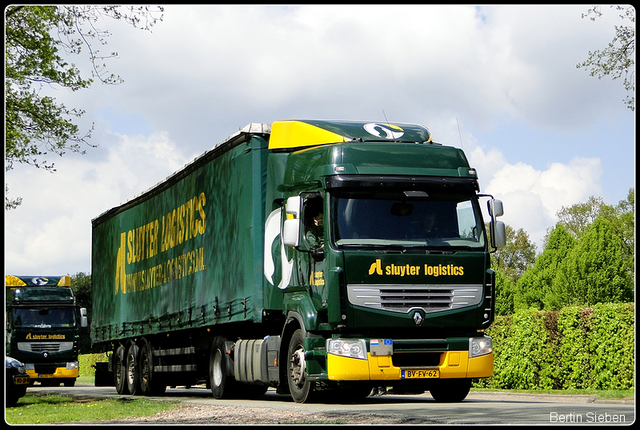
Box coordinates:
[6,275,88,387]
[91,120,505,402]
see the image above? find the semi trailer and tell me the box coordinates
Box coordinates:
[91,120,505,402]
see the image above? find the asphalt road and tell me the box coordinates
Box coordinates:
[28,383,634,425]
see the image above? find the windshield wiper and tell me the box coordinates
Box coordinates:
[341,243,431,253]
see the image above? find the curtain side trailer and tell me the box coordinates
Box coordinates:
[91,120,505,402]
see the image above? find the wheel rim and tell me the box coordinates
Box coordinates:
[213,349,223,387]
[140,349,150,387]
[289,347,306,388]
[127,353,136,385]
[115,358,124,386]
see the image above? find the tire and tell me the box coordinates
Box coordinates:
[63,379,75,387]
[139,339,166,396]
[114,344,129,394]
[429,378,471,402]
[210,336,237,399]
[286,329,315,403]
[125,342,140,395]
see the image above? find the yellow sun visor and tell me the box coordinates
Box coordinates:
[268,120,433,150]
[269,120,349,150]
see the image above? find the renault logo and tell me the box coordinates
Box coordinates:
[413,311,424,326]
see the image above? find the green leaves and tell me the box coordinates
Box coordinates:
[553,218,632,308]
[577,6,635,110]
[5,5,163,209]
[476,304,634,390]
[507,191,634,312]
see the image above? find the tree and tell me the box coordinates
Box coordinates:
[550,217,632,310]
[515,223,576,311]
[69,272,92,353]
[494,270,515,316]
[577,5,635,111]
[599,188,635,278]
[5,5,164,209]
[491,224,536,284]
[490,224,536,315]
[551,190,634,277]
[554,196,606,240]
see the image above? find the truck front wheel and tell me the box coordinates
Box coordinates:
[287,329,315,403]
[429,378,471,402]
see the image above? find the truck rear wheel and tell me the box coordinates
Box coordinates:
[139,339,166,396]
[114,344,129,394]
[429,378,471,402]
[125,342,140,395]
[287,329,315,403]
[210,336,237,399]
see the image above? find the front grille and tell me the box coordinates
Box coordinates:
[17,342,74,353]
[348,284,482,314]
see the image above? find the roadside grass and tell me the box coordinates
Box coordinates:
[470,387,634,400]
[5,393,178,425]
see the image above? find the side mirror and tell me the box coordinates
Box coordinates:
[283,218,300,247]
[491,220,506,249]
[80,307,88,328]
[489,199,504,218]
[283,196,302,247]
[286,196,302,218]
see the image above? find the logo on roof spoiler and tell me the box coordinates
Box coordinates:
[363,123,404,140]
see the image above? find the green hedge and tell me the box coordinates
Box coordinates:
[475,303,634,390]
[79,353,108,377]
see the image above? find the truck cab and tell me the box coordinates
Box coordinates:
[266,120,505,401]
[6,276,88,387]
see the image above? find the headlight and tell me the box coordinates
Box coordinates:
[66,361,79,370]
[327,339,367,360]
[469,336,493,358]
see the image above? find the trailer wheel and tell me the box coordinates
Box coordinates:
[125,342,140,395]
[209,336,237,399]
[139,339,166,396]
[114,344,129,394]
[286,329,315,403]
[429,378,471,402]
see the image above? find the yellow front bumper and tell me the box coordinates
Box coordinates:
[328,350,493,381]
[26,367,79,380]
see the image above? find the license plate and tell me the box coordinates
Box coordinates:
[14,376,30,385]
[38,373,54,378]
[402,369,439,379]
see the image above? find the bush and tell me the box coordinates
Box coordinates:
[79,353,108,377]
[475,303,634,390]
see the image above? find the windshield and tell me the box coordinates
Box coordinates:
[330,189,486,250]
[12,308,76,328]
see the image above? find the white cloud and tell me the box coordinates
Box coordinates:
[5,131,192,274]
[483,156,602,249]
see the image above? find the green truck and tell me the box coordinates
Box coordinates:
[91,120,505,402]
[6,275,88,386]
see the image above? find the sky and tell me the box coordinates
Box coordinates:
[5,5,635,276]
